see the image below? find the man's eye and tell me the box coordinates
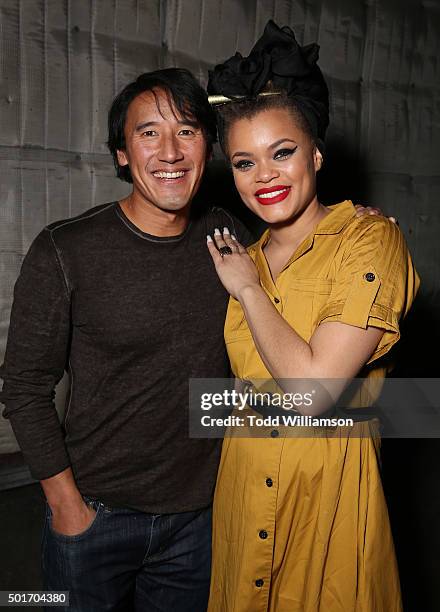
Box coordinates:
[274,147,297,160]
[232,160,253,171]
[178,129,195,136]
[142,130,157,137]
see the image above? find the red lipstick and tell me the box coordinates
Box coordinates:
[254,185,291,205]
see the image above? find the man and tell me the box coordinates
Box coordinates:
[0,68,251,611]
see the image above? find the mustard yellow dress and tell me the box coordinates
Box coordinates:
[208,201,420,612]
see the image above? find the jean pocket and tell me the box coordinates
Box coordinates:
[46,500,103,542]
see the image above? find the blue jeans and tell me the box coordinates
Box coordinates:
[42,498,212,611]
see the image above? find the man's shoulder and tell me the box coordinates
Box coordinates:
[46,201,117,236]
[196,206,254,246]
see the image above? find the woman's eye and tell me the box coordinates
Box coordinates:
[232,159,253,171]
[179,129,195,136]
[142,130,157,137]
[274,147,297,160]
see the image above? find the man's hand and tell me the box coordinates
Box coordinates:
[50,499,97,536]
[354,204,397,224]
[206,227,260,300]
[41,466,97,536]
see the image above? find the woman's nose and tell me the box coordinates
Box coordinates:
[255,160,279,183]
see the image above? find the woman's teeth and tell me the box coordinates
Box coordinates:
[258,188,289,199]
[153,171,185,179]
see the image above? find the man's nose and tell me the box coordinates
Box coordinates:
[158,134,184,163]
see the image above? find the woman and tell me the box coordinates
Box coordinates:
[205,21,419,612]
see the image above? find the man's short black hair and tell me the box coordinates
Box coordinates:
[107,68,217,183]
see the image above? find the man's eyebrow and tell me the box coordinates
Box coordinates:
[231,138,297,160]
[135,121,159,132]
[134,119,200,132]
[177,119,200,128]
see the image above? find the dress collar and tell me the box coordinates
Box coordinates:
[251,200,356,283]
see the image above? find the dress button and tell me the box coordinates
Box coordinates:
[259,530,268,539]
[274,297,280,304]
[364,272,375,282]
[255,579,264,587]
[266,478,273,487]
[270,429,279,438]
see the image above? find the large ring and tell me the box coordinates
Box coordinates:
[219,246,233,257]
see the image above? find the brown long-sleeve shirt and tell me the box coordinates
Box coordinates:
[1,201,252,513]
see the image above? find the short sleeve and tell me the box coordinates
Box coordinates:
[317,217,420,364]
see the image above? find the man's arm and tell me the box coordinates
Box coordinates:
[1,229,94,534]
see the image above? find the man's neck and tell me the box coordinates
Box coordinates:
[119,193,191,237]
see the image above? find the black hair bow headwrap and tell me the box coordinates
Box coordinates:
[207,20,329,142]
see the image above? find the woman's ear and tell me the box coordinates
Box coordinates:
[313,147,323,172]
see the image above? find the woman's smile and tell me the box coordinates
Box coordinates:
[254,185,291,205]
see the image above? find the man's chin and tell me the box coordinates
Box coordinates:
[155,199,192,214]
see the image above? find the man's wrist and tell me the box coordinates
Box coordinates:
[46,491,85,512]
[40,467,85,512]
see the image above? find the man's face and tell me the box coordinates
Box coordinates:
[117,89,208,213]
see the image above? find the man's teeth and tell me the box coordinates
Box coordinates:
[257,188,289,199]
[153,171,185,179]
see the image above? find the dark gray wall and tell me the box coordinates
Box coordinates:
[1,0,439,450]
[0,1,439,609]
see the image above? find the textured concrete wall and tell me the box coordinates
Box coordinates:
[0,0,439,455]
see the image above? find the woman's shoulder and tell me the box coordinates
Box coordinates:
[340,205,403,246]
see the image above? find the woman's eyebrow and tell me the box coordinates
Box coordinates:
[269,138,297,149]
[231,150,252,160]
[231,138,298,160]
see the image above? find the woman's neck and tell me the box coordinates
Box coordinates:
[262,198,330,281]
[266,197,329,252]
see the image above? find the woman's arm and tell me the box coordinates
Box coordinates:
[237,283,384,382]
[207,230,384,414]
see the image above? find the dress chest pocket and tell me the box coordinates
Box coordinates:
[283,278,334,337]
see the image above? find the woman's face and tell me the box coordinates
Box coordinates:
[227,107,322,225]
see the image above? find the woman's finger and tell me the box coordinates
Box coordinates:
[230,233,247,254]
[213,228,227,250]
[222,227,238,252]
[206,235,223,264]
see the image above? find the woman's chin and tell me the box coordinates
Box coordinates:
[251,204,295,225]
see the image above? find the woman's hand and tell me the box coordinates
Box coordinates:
[206,227,260,300]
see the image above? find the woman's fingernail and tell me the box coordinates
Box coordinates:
[231,234,237,240]
[214,228,221,235]
[207,235,213,242]
[223,227,230,234]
